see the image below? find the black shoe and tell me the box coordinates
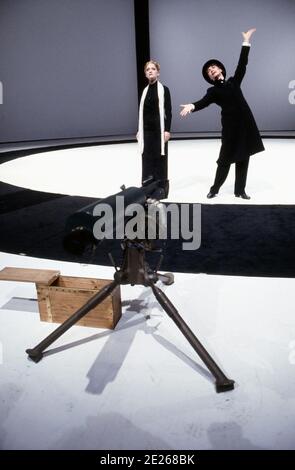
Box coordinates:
[235,192,251,200]
[207,191,218,199]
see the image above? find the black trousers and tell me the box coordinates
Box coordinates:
[210,158,250,194]
[142,130,169,198]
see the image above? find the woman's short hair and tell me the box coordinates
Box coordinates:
[144,60,160,72]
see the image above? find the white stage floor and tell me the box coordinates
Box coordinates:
[1,139,295,451]
[1,138,295,204]
[1,251,295,450]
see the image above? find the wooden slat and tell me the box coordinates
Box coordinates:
[0,267,60,285]
[53,276,110,289]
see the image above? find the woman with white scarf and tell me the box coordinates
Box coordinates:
[137,60,172,198]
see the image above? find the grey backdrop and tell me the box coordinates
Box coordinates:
[149,0,295,133]
[0,0,138,142]
[0,0,294,142]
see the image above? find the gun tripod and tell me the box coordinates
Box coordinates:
[26,239,235,393]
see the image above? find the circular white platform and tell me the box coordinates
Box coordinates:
[1,138,295,204]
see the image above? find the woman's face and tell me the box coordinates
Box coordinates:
[145,63,159,83]
[207,64,223,81]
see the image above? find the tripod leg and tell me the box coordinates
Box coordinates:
[26,280,119,363]
[150,283,235,393]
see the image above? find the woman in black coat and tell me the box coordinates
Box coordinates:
[180,28,264,199]
[137,60,172,199]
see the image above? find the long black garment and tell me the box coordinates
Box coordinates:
[192,46,264,164]
[142,82,172,194]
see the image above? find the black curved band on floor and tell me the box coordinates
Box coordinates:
[1,181,295,278]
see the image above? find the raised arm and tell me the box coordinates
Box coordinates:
[234,28,256,85]
[242,28,256,44]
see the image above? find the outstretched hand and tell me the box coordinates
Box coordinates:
[242,28,256,42]
[180,104,194,117]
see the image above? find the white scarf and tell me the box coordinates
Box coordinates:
[138,81,165,156]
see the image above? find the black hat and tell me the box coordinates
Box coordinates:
[202,59,226,84]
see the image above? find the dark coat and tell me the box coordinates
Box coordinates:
[143,82,172,134]
[192,46,265,164]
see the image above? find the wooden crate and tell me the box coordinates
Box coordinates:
[0,267,121,329]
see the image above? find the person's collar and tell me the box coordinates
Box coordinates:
[215,78,225,85]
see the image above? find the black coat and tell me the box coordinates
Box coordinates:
[193,46,265,164]
[143,82,172,134]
